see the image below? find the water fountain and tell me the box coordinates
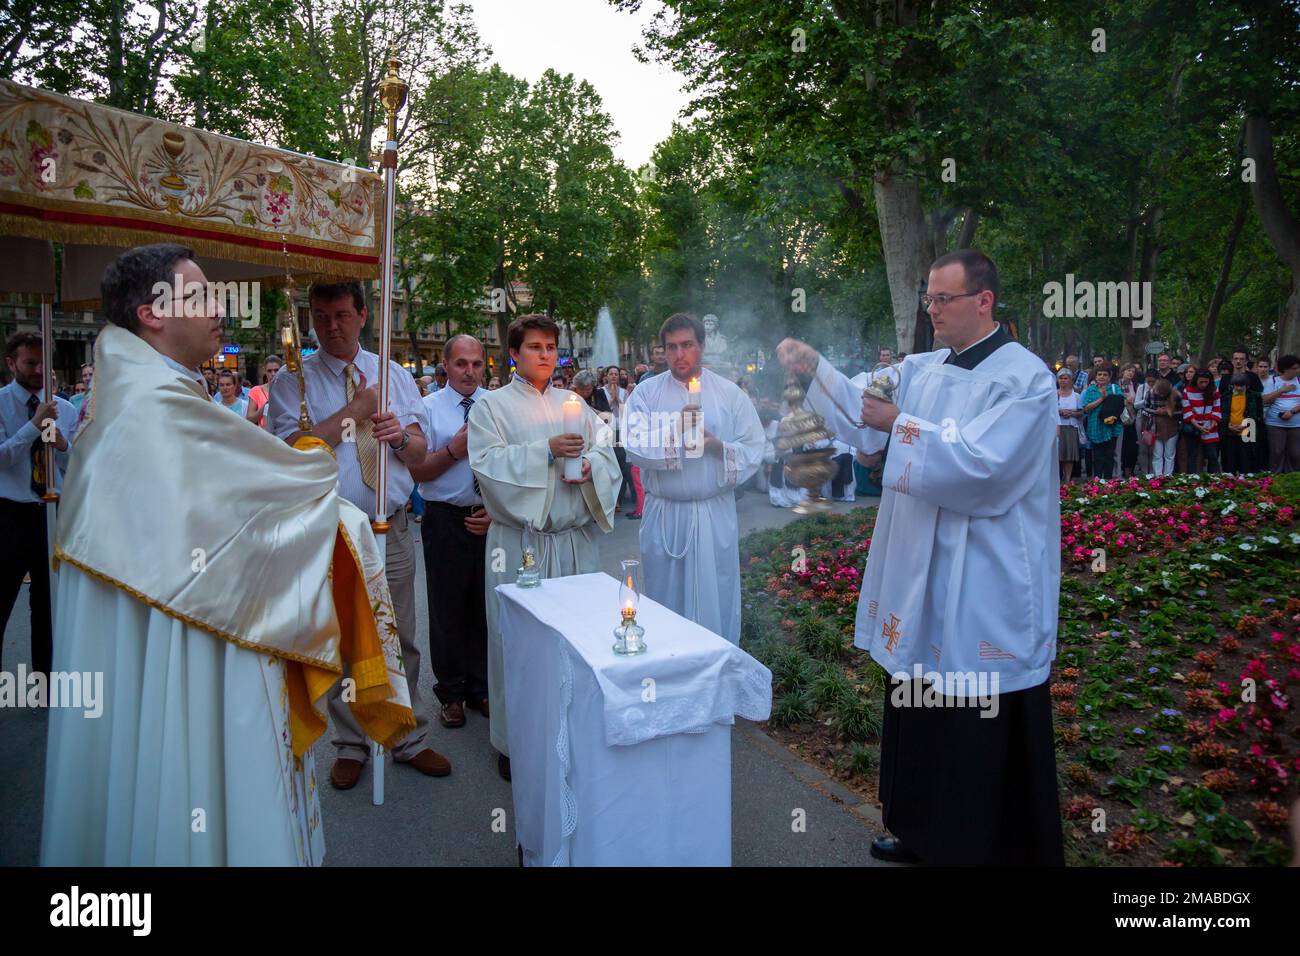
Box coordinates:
[592,306,620,369]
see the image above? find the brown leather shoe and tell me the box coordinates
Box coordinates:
[467,696,489,718]
[498,753,511,781]
[330,757,365,790]
[398,748,452,777]
[439,701,466,728]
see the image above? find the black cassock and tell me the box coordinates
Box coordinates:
[877,324,1064,866]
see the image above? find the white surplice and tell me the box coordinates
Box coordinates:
[468,377,621,756]
[624,369,765,645]
[805,344,1060,693]
[41,568,323,866]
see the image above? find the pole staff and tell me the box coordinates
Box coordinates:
[371,48,407,807]
[40,296,59,622]
[374,50,407,535]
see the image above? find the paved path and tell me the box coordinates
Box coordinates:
[1,488,891,866]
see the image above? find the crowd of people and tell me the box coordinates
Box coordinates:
[1053,349,1300,481]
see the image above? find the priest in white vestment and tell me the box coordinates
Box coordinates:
[41,245,414,866]
[468,314,620,778]
[624,313,764,644]
[777,249,1063,866]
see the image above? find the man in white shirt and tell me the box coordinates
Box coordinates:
[1,331,77,679]
[269,281,448,790]
[408,335,491,732]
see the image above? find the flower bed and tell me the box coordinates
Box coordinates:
[740,472,1300,866]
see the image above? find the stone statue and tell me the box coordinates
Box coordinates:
[702,313,728,365]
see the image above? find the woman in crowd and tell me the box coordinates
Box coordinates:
[1182,368,1222,473]
[1082,366,1125,479]
[1176,363,1199,472]
[1143,378,1181,476]
[1263,354,1300,473]
[1056,369,1084,483]
[487,376,501,390]
[1117,363,1140,476]
[213,370,248,417]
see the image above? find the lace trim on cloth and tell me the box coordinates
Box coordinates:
[551,644,578,867]
[602,654,773,748]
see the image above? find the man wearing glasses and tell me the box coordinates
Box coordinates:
[777,249,1062,866]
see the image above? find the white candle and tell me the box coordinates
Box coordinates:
[687,376,701,402]
[562,394,584,481]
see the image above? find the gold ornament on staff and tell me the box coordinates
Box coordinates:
[278,236,313,435]
[775,375,837,515]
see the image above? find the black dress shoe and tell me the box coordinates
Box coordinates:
[498,753,512,782]
[870,835,921,863]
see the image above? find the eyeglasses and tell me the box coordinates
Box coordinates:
[920,291,982,310]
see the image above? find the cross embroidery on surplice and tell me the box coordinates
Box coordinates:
[894,419,920,445]
[882,613,902,654]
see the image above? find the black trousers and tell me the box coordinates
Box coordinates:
[830,453,854,497]
[1092,438,1116,478]
[613,444,635,505]
[420,499,489,705]
[880,677,1064,866]
[0,498,52,677]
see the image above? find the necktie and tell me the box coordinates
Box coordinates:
[27,394,46,497]
[344,362,380,492]
[460,395,480,496]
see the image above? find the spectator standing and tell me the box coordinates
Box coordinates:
[1263,354,1300,472]
[1082,366,1124,479]
[1143,379,1181,476]
[1,332,78,680]
[245,354,282,428]
[1182,368,1223,473]
[1056,369,1083,483]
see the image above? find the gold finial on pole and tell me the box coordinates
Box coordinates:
[379,47,409,148]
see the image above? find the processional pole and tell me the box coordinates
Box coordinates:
[370,48,408,807]
[40,295,58,603]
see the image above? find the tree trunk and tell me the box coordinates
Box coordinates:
[873,170,929,353]
[493,256,510,371]
[957,209,979,249]
[1196,196,1249,366]
[1245,114,1300,358]
[1120,209,1159,364]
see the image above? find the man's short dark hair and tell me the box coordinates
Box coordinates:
[507,313,560,352]
[101,243,195,334]
[929,248,999,309]
[308,281,366,313]
[659,312,705,347]
[1232,347,1249,359]
[1277,354,1300,374]
[6,331,41,361]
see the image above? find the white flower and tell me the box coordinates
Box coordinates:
[1195,487,1207,498]
[1137,491,1150,499]
[1262,535,1280,545]
[1290,533,1300,546]
[1238,542,1254,552]
[1188,563,1207,571]
[1209,553,1227,562]
[1220,502,1237,516]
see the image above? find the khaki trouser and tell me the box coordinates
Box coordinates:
[328,507,429,761]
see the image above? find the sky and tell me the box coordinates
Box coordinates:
[466,0,693,168]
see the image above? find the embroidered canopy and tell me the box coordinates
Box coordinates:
[0,79,383,304]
